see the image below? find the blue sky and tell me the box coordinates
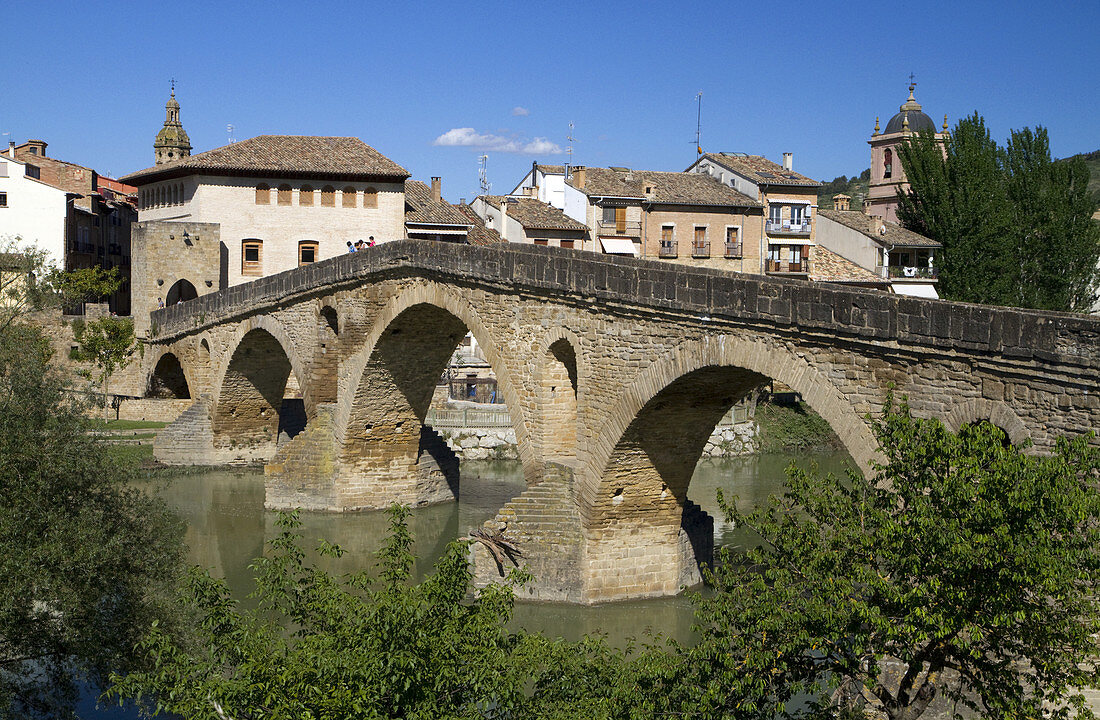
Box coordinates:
[3,1,1097,203]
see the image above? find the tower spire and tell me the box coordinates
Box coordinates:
[154,84,191,165]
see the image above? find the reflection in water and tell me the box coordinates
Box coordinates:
[146,452,854,648]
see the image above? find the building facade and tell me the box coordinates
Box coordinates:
[686,152,822,277]
[0,151,71,265]
[469,195,588,247]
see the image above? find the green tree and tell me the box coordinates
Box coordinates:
[71,316,135,417]
[0,322,184,719]
[673,401,1100,719]
[110,506,538,719]
[897,114,1100,311]
[48,265,123,314]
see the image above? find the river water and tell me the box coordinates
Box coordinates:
[150,451,854,646]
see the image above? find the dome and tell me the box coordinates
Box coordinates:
[883,84,936,134]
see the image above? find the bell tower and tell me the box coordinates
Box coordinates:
[154,83,192,165]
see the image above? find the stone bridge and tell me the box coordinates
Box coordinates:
[144,240,1100,603]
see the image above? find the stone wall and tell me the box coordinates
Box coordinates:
[131,221,222,338]
[117,398,192,422]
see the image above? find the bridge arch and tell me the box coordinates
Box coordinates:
[532,328,582,464]
[146,349,192,399]
[334,281,530,504]
[942,398,1030,446]
[580,334,879,526]
[210,316,311,461]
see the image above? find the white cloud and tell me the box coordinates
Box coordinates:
[511,106,530,117]
[432,127,561,155]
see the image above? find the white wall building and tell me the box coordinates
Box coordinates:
[0,152,71,268]
[122,135,409,286]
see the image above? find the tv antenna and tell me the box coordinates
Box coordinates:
[478,154,491,195]
[565,121,576,165]
[694,91,703,157]
[227,123,236,144]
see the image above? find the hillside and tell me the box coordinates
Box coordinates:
[817,169,869,210]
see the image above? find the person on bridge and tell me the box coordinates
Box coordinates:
[347,241,356,253]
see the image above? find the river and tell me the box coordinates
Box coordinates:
[86,451,853,717]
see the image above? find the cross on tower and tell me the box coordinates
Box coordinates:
[908,72,916,91]
[170,77,176,93]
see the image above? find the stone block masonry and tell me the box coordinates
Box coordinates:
[142,240,1100,603]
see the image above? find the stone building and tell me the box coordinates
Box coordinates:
[154,88,191,165]
[865,83,948,222]
[686,152,822,278]
[121,133,410,291]
[506,163,763,270]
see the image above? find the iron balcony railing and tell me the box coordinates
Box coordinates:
[766,220,812,236]
[880,265,939,279]
[596,219,642,236]
[724,242,742,258]
[691,240,711,258]
[658,240,677,258]
[425,406,512,429]
[765,259,807,273]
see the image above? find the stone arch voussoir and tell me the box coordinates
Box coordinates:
[146,344,196,399]
[580,334,880,520]
[942,397,1030,446]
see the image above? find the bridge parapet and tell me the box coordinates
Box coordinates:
[149,240,1100,371]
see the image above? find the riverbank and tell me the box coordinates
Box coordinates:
[754,401,843,453]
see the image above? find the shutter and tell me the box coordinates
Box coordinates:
[616,207,626,234]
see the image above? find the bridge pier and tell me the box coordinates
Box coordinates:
[472,463,713,604]
[264,409,459,511]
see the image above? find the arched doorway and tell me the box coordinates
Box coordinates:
[165,279,198,306]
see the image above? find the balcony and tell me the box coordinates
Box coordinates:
[691,241,710,258]
[766,219,812,236]
[658,240,677,258]
[881,265,938,280]
[765,259,807,274]
[724,242,742,258]
[597,219,642,237]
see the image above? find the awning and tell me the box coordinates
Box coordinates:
[891,282,939,299]
[599,237,638,256]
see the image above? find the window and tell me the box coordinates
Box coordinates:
[769,204,782,224]
[560,239,574,249]
[277,184,292,206]
[0,192,7,208]
[884,148,893,179]
[693,226,707,248]
[255,183,271,204]
[659,225,675,256]
[790,205,805,225]
[725,226,741,257]
[602,206,616,223]
[321,186,335,207]
[298,240,319,266]
[363,187,378,209]
[789,245,802,264]
[242,239,263,276]
[342,186,357,208]
[767,244,781,262]
[299,185,314,206]
[533,238,548,246]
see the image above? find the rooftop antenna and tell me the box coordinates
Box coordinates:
[565,121,576,167]
[694,91,703,158]
[478,154,491,195]
[227,123,236,144]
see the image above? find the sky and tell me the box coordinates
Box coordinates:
[3,1,1098,203]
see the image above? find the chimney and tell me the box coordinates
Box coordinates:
[498,199,508,242]
[523,186,537,197]
[572,166,586,190]
[782,152,792,171]
[7,141,13,159]
[430,176,441,202]
[870,215,885,236]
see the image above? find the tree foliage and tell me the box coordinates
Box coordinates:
[897,114,1100,311]
[0,322,184,719]
[110,506,538,719]
[673,400,1100,719]
[70,316,135,413]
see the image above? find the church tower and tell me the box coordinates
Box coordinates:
[865,82,947,222]
[154,86,192,165]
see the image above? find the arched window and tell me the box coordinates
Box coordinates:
[363,187,378,209]
[342,186,357,208]
[299,185,314,206]
[171,185,178,205]
[884,148,893,179]
[255,183,271,205]
[242,239,263,276]
[178,183,185,204]
[277,184,293,206]
[157,187,164,207]
[321,186,335,207]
